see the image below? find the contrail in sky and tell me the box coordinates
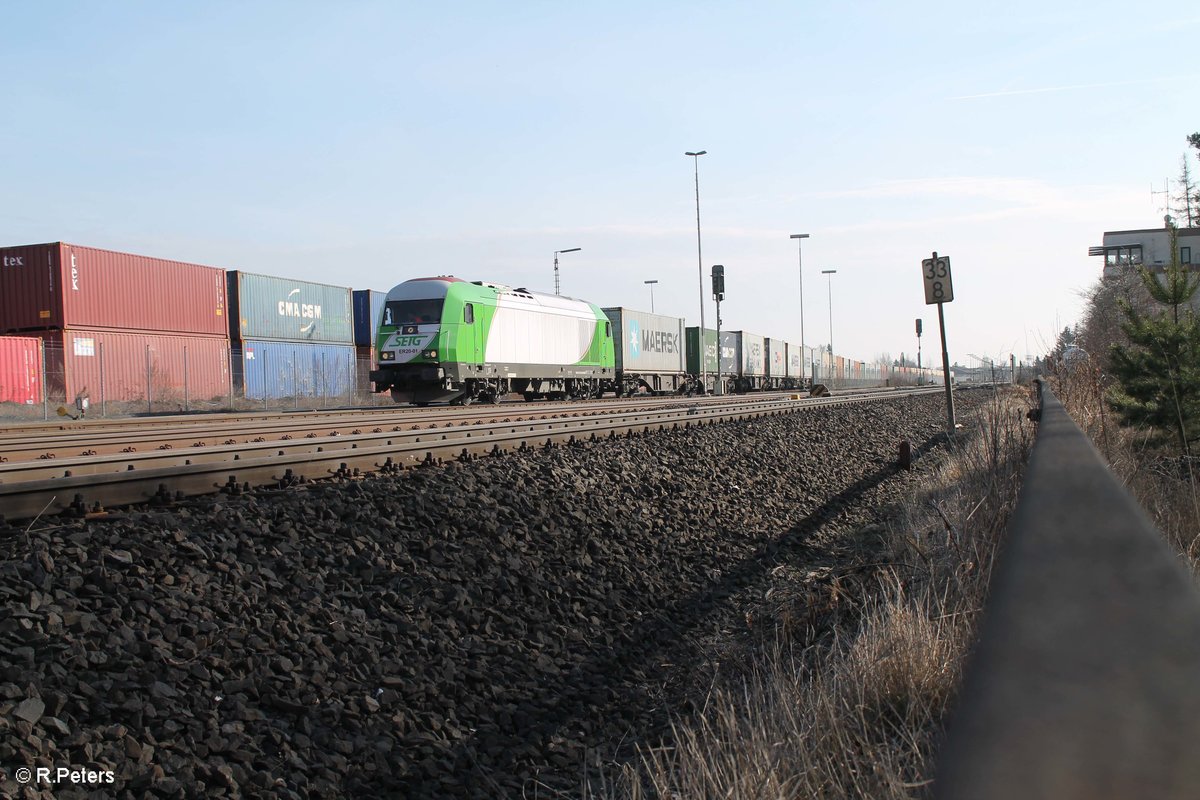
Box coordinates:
[952,76,1189,100]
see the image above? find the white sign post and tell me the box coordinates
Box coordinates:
[921,251,956,435]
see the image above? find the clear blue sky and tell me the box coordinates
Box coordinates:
[4,2,1197,367]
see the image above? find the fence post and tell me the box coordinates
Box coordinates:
[40,339,48,421]
[146,343,152,415]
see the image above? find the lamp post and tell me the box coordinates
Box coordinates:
[553,247,581,296]
[644,279,659,312]
[820,268,840,357]
[686,150,707,392]
[790,233,810,381]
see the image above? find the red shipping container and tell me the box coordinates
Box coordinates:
[0,242,227,336]
[0,336,44,404]
[34,329,230,406]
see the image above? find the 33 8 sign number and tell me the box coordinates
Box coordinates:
[921,255,954,304]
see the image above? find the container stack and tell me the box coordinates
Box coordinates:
[0,242,230,409]
[227,271,355,401]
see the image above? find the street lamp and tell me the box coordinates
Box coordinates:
[790,233,810,381]
[644,279,659,312]
[686,150,707,392]
[553,247,581,296]
[821,269,837,371]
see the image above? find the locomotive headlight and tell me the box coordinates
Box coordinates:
[422,349,438,359]
[379,351,395,361]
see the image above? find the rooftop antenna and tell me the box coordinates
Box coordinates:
[1151,177,1172,218]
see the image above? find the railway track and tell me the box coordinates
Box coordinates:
[0,387,939,522]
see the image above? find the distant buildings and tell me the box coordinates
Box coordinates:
[1089,221,1200,280]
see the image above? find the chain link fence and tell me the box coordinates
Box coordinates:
[0,340,394,421]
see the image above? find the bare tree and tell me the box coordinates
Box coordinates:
[1176,155,1199,227]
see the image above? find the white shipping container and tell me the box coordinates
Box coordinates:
[603,308,687,374]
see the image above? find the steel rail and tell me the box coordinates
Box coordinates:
[0,389,909,463]
[0,388,939,522]
[934,381,1200,799]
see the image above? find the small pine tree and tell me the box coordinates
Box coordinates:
[1107,225,1200,455]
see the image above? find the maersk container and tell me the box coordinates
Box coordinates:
[227,271,353,344]
[232,339,355,400]
[685,327,717,375]
[765,338,787,379]
[0,336,44,404]
[0,242,227,336]
[34,329,230,404]
[353,289,388,347]
[602,308,687,374]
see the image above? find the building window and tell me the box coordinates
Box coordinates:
[1182,246,1192,265]
[1104,246,1143,267]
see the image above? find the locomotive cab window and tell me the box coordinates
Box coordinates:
[463,303,474,324]
[385,299,443,326]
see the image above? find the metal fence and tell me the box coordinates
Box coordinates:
[0,340,394,421]
[934,380,1200,799]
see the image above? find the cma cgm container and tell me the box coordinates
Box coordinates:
[685,326,717,377]
[228,271,353,344]
[602,308,687,393]
[0,242,227,335]
[353,290,388,347]
[34,329,229,404]
[0,336,44,404]
[232,340,355,400]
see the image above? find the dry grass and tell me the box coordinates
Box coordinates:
[586,388,1036,799]
[1049,366,1200,572]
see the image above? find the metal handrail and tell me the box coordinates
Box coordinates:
[935,381,1200,799]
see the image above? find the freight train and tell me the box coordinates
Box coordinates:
[368,276,946,405]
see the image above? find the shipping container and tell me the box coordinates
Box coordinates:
[33,329,229,407]
[786,342,810,382]
[0,336,44,404]
[228,271,353,344]
[353,289,388,347]
[232,339,355,400]
[685,327,718,375]
[0,242,227,336]
[765,338,787,380]
[602,308,687,374]
[721,331,765,377]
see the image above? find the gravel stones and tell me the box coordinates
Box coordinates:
[0,392,989,798]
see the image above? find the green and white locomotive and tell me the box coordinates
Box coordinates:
[369,276,616,405]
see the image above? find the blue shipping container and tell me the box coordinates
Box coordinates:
[352,290,388,347]
[232,340,356,400]
[227,271,354,344]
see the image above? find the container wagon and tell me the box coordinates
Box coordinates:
[684,327,718,394]
[602,308,691,396]
[719,331,766,393]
